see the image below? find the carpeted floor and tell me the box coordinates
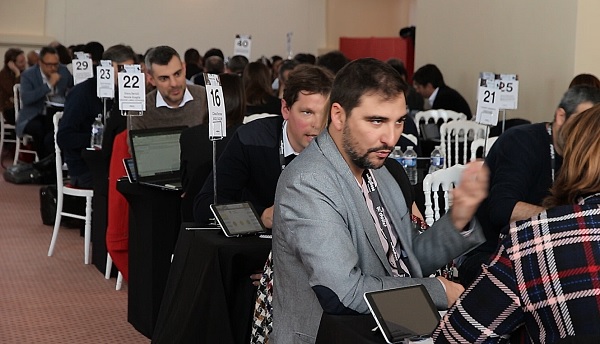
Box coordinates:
[0,156,149,343]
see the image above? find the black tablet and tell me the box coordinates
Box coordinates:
[210,202,267,237]
[364,285,441,343]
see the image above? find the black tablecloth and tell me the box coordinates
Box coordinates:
[117,180,182,338]
[81,149,109,274]
[316,313,386,344]
[152,226,271,344]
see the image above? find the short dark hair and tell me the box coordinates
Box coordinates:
[84,41,104,63]
[145,46,180,73]
[316,50,349,75]
[227,55,249,75]
[412,64,445,88]
[386,58,407,79]
[558,85,600,118]
[294,53,316,65]
[569,73,600,89]
[282,64,334,109]
[184,48,201,65]
[204,48,224,60]
[279,59,299,83]
[102,44,137,64]
[204,56,224,74]
[329,58,407,119]
[4,48,23,66]
[39,46,59,60]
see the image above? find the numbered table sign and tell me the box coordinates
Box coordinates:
[204,73,226,140]
[475,78,500,126]
[73,52,93,85]
[233,34,252,59]
[495,75,519,110]
[118,64,145,112]
[96,60,114,98]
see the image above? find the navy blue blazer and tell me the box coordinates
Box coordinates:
[16,64,73,137]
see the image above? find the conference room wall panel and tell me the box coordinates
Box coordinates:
[415,0,583,124]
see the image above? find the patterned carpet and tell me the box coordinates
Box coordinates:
[0,157,149,343]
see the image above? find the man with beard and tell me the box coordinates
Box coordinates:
[271,58,488,343]
[131,45,207,129]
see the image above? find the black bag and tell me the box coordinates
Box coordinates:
[39,184,86,227]
[3,153,56,185]
[40,185,57,225]
[3,163,42,184]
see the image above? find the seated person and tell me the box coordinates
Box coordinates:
[180,74,245,222]
[0,48,26,124]
[460,85,600,286]
[243,61,282,116]
[17,46,73,159]
[271,59,487,343]
[131,45,207,130]
[434,105,600,343]
[57,45,136,188]
[413,64,472,119]
[193,64,334,227]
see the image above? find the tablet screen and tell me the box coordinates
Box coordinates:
[210,202,266,237]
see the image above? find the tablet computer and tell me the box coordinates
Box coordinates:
[209,202,267,237]
[364,285,441,344]
[123,158,137,183]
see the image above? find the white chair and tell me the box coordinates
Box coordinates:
[440,121,487,168]
[414,109,467,136]
[470,136,499,161]
[422,164,466,226]
[47,112,94,264]
[0,111,17,162]
[12,84,39,165]
[105,254,124,291]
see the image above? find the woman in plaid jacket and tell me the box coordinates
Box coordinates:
[434,105,600,343]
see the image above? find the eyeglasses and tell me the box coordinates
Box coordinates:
[41,61,59,67]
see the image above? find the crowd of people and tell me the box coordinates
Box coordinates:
[3,38,600,344]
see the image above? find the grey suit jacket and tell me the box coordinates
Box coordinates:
[16,64,73,137]
[271,129,485,344]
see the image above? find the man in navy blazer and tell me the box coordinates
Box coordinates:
[413,63,472,119]
[272,59,488,343]
[17,45,73,159]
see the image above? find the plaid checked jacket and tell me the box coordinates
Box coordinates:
[433,193,600,343]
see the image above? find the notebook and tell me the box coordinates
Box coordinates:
[209,202,267,237]
[364,285,441,344]
[129,126,185,190]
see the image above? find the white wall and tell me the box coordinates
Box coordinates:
[2,0,326,60]
[415,0,581,123]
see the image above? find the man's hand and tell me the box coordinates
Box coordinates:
[261,206,274,229]
[48,72,61,87]
[450,161,489,230]
[250,272,262,287]
[7,61,20,77]
[437,276,465,308]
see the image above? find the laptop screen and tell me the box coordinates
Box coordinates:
[130,127,184,179]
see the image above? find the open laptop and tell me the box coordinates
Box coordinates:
[209,202,268,237]
[129,126,185,190]
[364,285,441,344]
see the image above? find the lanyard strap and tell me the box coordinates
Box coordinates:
[363,170,409,277]
[547,124,555,183]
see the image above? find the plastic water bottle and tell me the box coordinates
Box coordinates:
[392,146,404,166]
[402,146,418,185]
[90,114,104,149]
[428,145,444,174]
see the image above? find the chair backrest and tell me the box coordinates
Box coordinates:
[414,109,467,136]
[53,112,65,189]
[470,136,499,161]
[422,164,466,226]
[13,83,22,122]
[440,121,487,168]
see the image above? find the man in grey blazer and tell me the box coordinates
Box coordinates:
[271,58,488,343]
[17,45,73,159]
